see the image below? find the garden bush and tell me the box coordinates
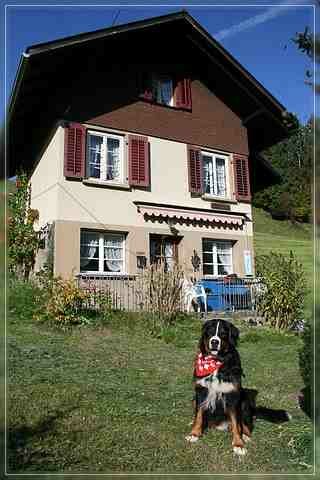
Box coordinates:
[255,251,306,330]
[35,277,91,328]
[9,272,114,330]
[136,262,185,334]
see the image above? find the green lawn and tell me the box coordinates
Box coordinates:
[253,208,314,314]
[7,301,313,474]
[5,202,314,474]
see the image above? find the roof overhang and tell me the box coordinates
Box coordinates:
[7,10,292,177]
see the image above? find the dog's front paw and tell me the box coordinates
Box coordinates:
[233,446,247,456]
[185,434,199,443]
[242,434,251,443]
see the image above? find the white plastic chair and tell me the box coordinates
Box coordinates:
[192,282,208,314]
[183,279,207,314]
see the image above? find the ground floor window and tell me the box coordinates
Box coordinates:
[80,230,125,274]
[202,239,233,276]
[150,235,180,272]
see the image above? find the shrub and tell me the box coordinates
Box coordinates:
[255,251,306,330]
[46,278,90,327]
[135,262,185,334]
[33,273,112,329]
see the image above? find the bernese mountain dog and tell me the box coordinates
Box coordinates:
[185,318,255,455]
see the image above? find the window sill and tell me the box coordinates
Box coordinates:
[201,194,237,204]
[139,95,191,111]
[202,275,229,279]
[77,272,135,278]
[83,179,130,190]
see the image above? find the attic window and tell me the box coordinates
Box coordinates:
[153,75,173,106]
[140,73,192,110]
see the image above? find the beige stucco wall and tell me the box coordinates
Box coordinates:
[54,219,254,279]
[30,124,254,278]
[44,124,253,232]
[30,127,64,227]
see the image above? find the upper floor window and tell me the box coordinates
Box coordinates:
[64,123,150,188]
[87,131,124,183]
[202,152,229,198]
[188,146,251,202]
[80,230,125,274]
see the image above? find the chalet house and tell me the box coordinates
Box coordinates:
[8,11,290,281]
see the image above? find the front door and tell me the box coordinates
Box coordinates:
[149,234,180,271]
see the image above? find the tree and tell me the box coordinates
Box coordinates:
[253,122,312,222]
[292,27,320,94]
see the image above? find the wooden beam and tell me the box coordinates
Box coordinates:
[242,108,266,125]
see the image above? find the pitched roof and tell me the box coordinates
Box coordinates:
[7,10,291,176]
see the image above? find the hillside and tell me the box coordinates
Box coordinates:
[253,207,313,314]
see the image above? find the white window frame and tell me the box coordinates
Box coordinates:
[202,239,233,277]
[201,151,230,199]
[87,130,124,183]
[80,230,126,275]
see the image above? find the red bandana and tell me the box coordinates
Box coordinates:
[194,352,223,377]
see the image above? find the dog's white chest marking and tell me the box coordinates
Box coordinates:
[196,375,235,411]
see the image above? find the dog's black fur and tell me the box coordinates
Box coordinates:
[186,319,291,453]
[187,319,255,453]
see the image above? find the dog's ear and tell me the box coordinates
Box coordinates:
[198,331,207,355]
[229,323,240,347]
[199,324,208,354]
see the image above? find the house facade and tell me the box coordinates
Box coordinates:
[8,11,290,280]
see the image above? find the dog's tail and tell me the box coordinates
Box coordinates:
[254,406,292,423]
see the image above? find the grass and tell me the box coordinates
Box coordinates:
[7,282,313,475]
[253,207,313,314]
[4,197,314,474]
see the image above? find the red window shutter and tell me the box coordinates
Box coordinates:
[188,146,203,194]
[128,135,150,187]
[139,72,154,101]
[175,78,192,109]
[64,123,86,178]
[233,154,251,202]
[142,87,154,101]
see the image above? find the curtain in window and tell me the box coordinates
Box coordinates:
[106,138,121,181]
[80,233,99,269]
[88,135,102,178]
[216,158,226,196]
[203,155,214,194]
[202,240,232,276]
[104,236,122,272]
[164,241,174,271]
[159,79,172,105]
[216,242,232,275]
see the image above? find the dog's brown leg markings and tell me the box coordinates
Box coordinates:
[227,408,247,455]
[185,407,204,442]
[241,422,251,443]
